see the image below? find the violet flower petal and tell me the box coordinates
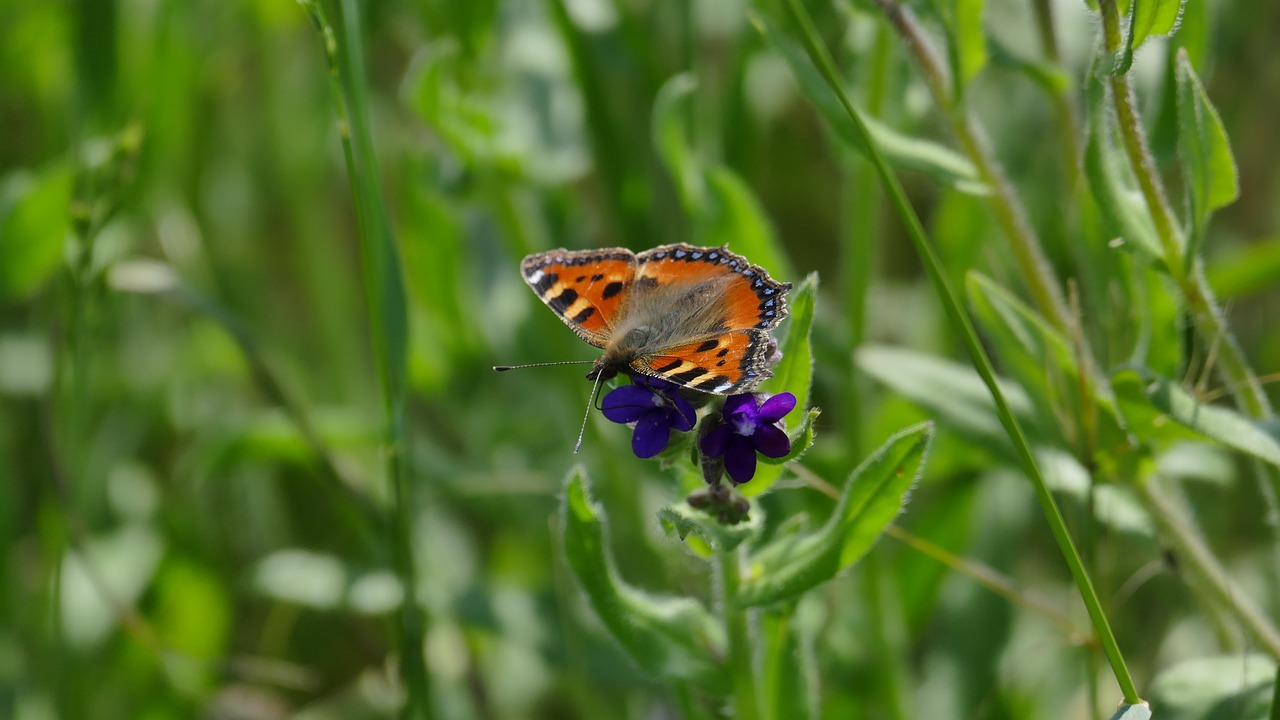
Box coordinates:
[700,423,730,457]
[723,436,758,483]
[722,393,757,418]
[752,423,791,458]
[757,392,797,423]
[631,412,671,458]
[667,394,698,432]
[601,385,659,424]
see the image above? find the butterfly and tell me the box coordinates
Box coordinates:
[514,243,791,395]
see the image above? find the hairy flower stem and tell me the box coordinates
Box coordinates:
[719,549,760,720]
[1095,0,1272,421]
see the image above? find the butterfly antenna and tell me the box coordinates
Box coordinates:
[574,370,606,454]
[493,360,597,372]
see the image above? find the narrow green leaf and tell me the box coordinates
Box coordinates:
[948,0,987,95]
[1113,369,1280,468]
[0,163,73,301]
[752,13,988,196]
[561,468,727,687]
[856,344,1037,455]
[1176,48,1238,262]
[1084,69,1166,265]
[987,35,1071,97]
[1111,369,1203,445]
[1110,0,1181,76]
[737,423,932,607]
[1130,0,1183,52]
[1148,654,1275,720]
[761,273,816,412]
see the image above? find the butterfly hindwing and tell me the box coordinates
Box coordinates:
[633,329,774,394]
[521,248,637,347]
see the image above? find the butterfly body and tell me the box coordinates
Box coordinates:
[521,244,791,394]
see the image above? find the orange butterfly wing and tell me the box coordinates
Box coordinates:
[635,244,788,331]
[629,244,791,394]
[520,248,637,347]
[636,329,776,394]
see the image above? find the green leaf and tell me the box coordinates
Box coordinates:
[1176,49,1238,262]
[761,272,816,412]
[1112,369,1280,468]
[659,500,762,553]
[1111,369,1203,445]
[856,344,1037,456]
[1084,68,1166,265]
[947,0,987,96]
[737,423,932,607]
[1148,654,1275,720]
[752,13,988,196]
[0,163,73,301]
[561,467,727,687]
[1130,0,1183,54]
[1110,0,1182,76]
[987,35,1071,97]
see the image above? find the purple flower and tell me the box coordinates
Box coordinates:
[699,393,795,484]
[601,376,697,458]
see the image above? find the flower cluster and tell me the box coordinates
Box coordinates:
[600,375,795,486]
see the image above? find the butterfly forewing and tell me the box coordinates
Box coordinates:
[521,249,636,347]
[635,244,790,332]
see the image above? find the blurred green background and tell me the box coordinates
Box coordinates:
[2,0,1279,718]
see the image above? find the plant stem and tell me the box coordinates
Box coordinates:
[1095,0,1273,421]
[785,0,1142,702]
[870,0,1072,337]
[301,1,431,716]
[1137,474,1280,660]
[719,549,760,720]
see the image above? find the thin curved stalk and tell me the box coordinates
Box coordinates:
[784,0,1142,703]
[300,2,432,717]
[870,0,1072,337]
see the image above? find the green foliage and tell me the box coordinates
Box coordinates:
[5,0,1280,716]
[737,423,932,607]
[1176,48,1239,262]
[1148,654,1276,720]
[0,161,72,300]
[561,468,727,689]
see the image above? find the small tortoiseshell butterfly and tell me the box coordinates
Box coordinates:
[514,243,791,394]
